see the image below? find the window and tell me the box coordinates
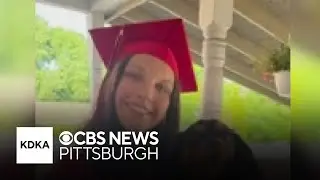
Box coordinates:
[36,3,89,102]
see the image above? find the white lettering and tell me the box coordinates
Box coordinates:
[59,146,158,161]
[73,147,81,160]
[92,147,100,160]
[102,147,111,160]
[83,147,91,160]
[96,131,106,145]
[135,147,146,160]
[109,132,121,145]
[132,132,148,145]
[148,147,158,160]
[74,131,85,145]
[124,147,134,159]
[121,131,131,145]
[149,131,159,145]
[59,147,69,160]
[86,131,96,145]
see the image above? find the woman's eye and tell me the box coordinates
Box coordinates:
[156,84,171,94]
[124,71,142,80]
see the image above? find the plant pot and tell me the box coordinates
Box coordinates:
[273,70,290,98]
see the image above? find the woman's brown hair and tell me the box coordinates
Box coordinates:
[83,57,181,141]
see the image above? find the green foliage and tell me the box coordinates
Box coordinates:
[223,85,290,142]
[180,75,290,142]
[36,16,290,142]
[36,16,89,102]
[1,1,34,74]
[266,44,290,72]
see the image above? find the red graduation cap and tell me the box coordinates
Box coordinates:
[89,18,197,92]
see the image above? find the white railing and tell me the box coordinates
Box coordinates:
[35,101,91,126]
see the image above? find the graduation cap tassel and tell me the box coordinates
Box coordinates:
[109,27,125,66]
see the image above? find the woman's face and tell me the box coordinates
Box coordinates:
[115,54,175,131]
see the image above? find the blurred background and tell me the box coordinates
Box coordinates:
[34,1,291,143]
[2,0,320,179]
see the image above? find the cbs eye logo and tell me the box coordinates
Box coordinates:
[59,131,73,146]
[58,131,106,146]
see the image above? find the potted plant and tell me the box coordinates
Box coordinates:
[263,44,290,98]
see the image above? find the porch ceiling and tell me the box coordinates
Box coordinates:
[37,0,291,105]
[104,0,290,105]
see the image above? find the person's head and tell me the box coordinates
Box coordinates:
[89,54,180,133]
[87,19,198,137]
[116,54,178,130]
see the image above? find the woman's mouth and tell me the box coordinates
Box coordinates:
[126,102,151,115]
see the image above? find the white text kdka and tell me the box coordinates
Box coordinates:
[16,127,53,164]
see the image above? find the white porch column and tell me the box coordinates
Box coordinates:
[199,0,234,120]
[87,11,105,112]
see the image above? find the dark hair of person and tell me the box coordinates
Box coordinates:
[83,56,181,143]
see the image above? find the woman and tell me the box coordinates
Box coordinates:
[45,18,195,179]
[45,19,262,180]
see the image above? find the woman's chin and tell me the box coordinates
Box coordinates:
[120,118,153,131]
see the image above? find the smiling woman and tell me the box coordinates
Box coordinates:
[46,18,192,180]
[115,54,175,131]
[84,18,196,140]
[44,18,263,180]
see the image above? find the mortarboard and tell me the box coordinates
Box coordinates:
[89,18,197,92]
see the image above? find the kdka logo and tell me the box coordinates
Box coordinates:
[16,127,53,164]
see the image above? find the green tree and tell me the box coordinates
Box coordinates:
[36,16,89,102]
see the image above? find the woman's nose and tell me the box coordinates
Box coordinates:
[138,82,156,102]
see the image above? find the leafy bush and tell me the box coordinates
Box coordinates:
[266,44,290,72]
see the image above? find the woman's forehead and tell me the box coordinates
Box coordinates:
[127,54,175,79]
